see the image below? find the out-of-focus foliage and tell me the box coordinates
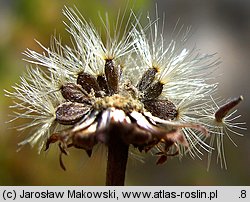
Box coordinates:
[0,0,249,185]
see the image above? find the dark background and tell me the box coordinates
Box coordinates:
[0,0,249,185]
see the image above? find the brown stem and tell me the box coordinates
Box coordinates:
[106,125,129,186]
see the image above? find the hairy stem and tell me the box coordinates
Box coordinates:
[106,126,129,186]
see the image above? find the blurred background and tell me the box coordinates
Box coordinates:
[0,0,249,185]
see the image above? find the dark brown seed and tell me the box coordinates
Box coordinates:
[61,83,91,104]
[137,68,157,91]
[97,75,109,94]
[143,81,163,100]
[56,102,90,125]
[215,96,243,122]
[143,99,177,120]
[77,72,101,93]
[105,59,120,95]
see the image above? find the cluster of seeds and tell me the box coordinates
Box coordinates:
[6,6,245,171]
[46,55,190,168]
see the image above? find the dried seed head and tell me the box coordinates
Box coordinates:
[6,6,245,172]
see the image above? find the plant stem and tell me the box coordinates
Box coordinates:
[106,125,129,186]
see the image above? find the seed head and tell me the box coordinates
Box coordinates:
[6,6,245,171]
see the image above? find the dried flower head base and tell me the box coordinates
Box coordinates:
[5,6,246,185]
[44,63,207,180]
